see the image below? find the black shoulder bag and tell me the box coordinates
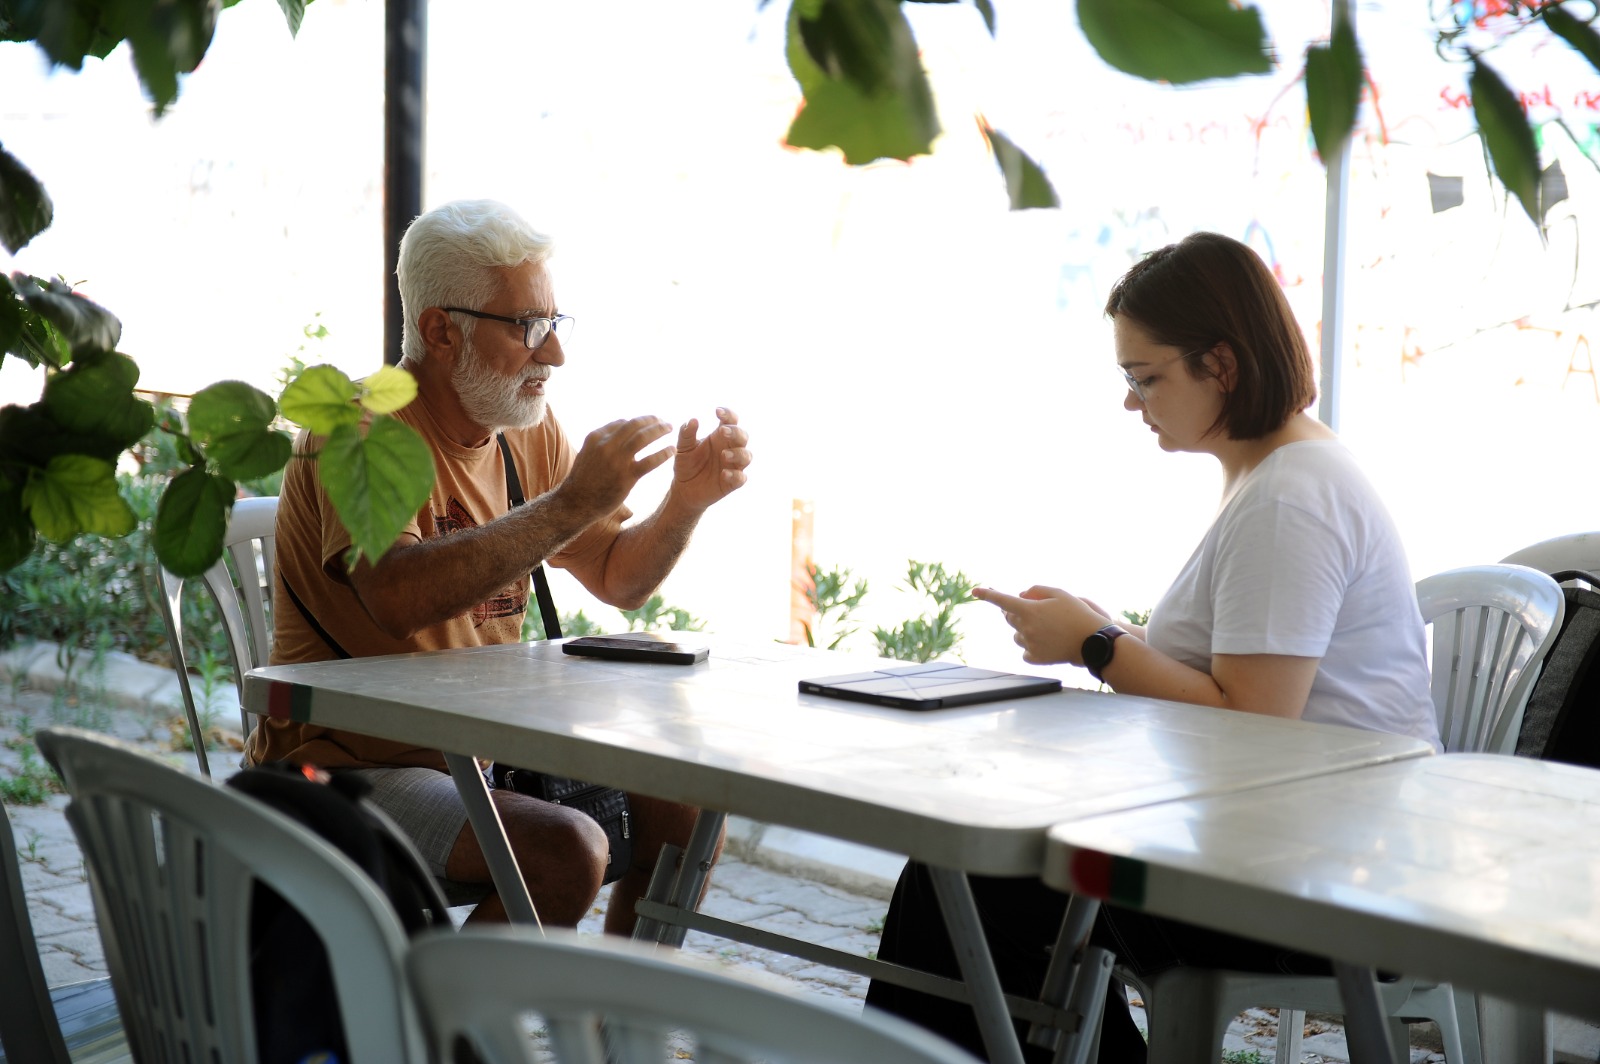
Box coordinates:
[280,435,633,886]
[488,434,633,884]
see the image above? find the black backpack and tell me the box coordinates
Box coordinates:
[1515,569,1600,770]
[225,762,452,1064]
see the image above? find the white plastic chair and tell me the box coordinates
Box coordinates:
[1500,531,1600,577]
[154,495,277,777]
[1121,564,1566,1064]
[34,726,423,1064]
[405,926,983,1064]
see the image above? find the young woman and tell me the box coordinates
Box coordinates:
[865,232,1437,1062]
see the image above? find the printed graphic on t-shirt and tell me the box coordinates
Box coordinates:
[432,497,527,628]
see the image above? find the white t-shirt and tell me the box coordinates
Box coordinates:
[1146,440,1440,750]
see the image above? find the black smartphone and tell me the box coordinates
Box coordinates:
[561,633,709,665]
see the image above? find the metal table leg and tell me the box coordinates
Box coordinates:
[1334,961,1403,1064]
[656,810,726,949]
[927,864,1027,1064]
[1034,895,1115,1064]
[442,751,541,929]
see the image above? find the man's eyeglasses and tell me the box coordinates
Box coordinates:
[1120,347,1210,402]
[443,307,575,351]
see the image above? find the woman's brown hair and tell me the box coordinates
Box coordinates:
[1104,232,1317,440]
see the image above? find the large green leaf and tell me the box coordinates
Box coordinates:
[40,349,155,450]
[1305,19,1363,164]
[126,0,220,114]
[21,453,138,541]
[0,143,53,255]
[798,0,896,93]
[1545,4,1600,76]
[12,273,121,358]
[1077,0,1272,84]
[154,464,234,577]
[785,0,939,163]
[984,123,1059,209]
[318,417,436,567]
[1471,57,1541,226]
[0,284,22,361]
[187,379,291,479]
[279,364,363,434]
[0,479,37,572]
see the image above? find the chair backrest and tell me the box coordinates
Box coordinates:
[1416,563,1565,753]
[1500,531,1600,577]
[34,726,421,1064]
[405,926,981,1064]
[0,804,72,1064]
[154,495,277,776]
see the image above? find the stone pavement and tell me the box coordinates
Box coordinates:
[3,641,1598,1063]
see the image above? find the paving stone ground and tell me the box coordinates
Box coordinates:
[3,644,1596,1063]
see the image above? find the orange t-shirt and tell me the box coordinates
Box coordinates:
[243,396,627,769]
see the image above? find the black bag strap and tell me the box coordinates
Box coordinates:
[282,576,352,659]
[497,432,562,640]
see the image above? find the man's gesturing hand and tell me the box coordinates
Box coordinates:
[558,415,676,520]
[671,407,752,513]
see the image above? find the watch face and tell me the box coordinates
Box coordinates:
[1083,632,1112,674]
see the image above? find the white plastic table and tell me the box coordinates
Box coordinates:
[1042,753,1600,1063]
[243,637,1432,1064]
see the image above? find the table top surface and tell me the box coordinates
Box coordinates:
[243,638,1432,875]
[1042,753,1600,1018]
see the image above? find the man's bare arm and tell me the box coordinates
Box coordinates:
[349,416,677,638]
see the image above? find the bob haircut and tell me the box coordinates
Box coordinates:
[1103,232,1317,441]
[397,199,555,364]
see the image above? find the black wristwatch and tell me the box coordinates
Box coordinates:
[1082,624,1129,682]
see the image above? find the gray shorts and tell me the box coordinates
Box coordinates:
[345,766,469,879]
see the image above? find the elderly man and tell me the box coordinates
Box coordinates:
[244,199,752,931]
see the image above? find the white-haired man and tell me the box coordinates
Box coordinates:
[245,199,752,931]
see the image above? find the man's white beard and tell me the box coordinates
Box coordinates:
[452,341,547,431]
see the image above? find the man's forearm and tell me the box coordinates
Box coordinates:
[353,492,597,637]
[585,490,704,610]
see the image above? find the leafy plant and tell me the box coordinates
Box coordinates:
[798,561,869,650]
[775,0,1599,227]
[1121,607,1152,628]
[621,595,707,633]
[522,607,604,642]
[1,0,436,582]
[1,725,60,806]
[873,560,977,663]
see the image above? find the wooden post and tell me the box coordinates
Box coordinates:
[790,499,816,645]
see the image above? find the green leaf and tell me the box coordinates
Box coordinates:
[1077,0,1273,84]
[0,479,37,572]
[983,123,1060,209]
[154,465,235,577]
[1545,4,1600,77]
[21,453,137,541]
[798,0,896,93]
[186,379,291,479]
[1470,57,1541,226]
[126,0,221,114]
[11,273,121,358]
[318,417,435,567]
[279,364,362,434]
[0,144,54,254]
[187,378,275,442]
[358,364,419,415]
[40,350,155,450]
[785,0,939,163]
[1305,19,1363,164]
[0,284,22,360]
[974,0,995,35]
[275,0,307,37]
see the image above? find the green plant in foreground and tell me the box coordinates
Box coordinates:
[874,560,977,664]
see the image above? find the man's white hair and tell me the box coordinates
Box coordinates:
[396,199,554,364]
